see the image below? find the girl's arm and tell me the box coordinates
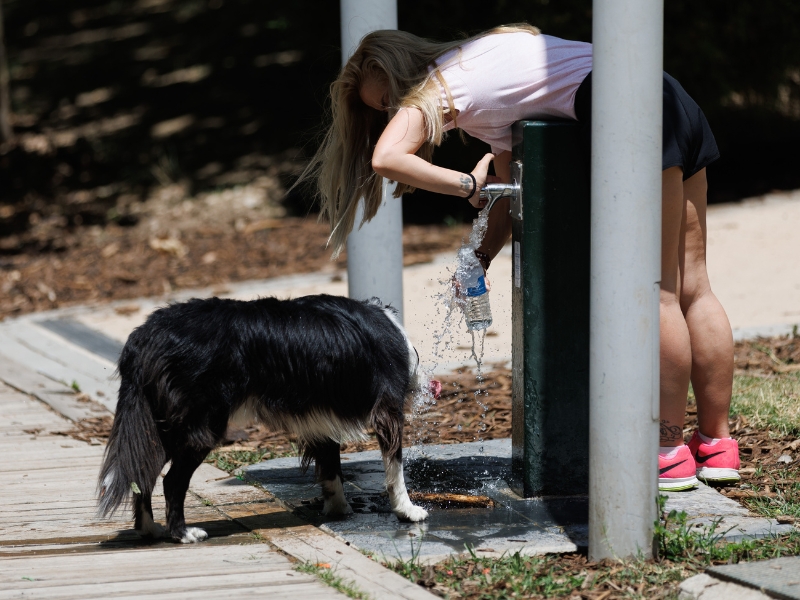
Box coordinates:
[371,107,495,200]
[476,150,513,268]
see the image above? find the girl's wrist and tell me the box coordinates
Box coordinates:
[462,173,477,199]
[474,250,491,271]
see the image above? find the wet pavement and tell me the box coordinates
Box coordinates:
[246,439,586,563]
[244,438,794,564]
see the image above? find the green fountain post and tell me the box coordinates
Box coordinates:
[510,120,591,497]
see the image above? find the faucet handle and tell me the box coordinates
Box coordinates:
[479,182,520,213]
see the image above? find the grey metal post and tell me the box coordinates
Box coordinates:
[589,0,663,559]
[341,0,404,321]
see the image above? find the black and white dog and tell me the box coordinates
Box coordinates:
[98,294,435,543]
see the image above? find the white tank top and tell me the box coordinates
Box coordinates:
[434,32,592,153]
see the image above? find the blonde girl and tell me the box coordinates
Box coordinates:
[299,25,739,491]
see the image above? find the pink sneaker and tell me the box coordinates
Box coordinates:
[659,444,699,491]
[688,431,741,484]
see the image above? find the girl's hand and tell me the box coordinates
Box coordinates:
[469,153,501,209]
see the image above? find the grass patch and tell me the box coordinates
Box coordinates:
[736,465,800,520]
[389,518,800,599]
[394,551,693,599]
[204,447,296,474]
[296,563,370,599]
[729,372,800,436]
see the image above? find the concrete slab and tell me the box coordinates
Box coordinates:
[679,573,772,600]
[707,557,800,600]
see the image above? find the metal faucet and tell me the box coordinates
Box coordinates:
[479,181,520,213]
[476,161,524,219]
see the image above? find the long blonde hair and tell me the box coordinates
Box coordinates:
[299,24,540,258]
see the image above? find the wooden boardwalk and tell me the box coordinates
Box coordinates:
[0,364,436,600]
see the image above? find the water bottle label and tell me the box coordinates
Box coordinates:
[466,276,486,296]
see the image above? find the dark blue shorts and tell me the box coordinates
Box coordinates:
[573,71,720,180]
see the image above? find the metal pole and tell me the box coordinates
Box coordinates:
[589,0,663,560]
[341,0,404,322]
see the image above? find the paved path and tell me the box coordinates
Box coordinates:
[0,364,436,600]
[706,190,800,338]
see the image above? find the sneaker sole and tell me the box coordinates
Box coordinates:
[697,467,740,483]
[658,475,699,492]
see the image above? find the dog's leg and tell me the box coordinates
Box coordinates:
[134,492,166,539]
[373,410,428,522]
[310,439,353,516]
[163,449,208,543]
[381,449,428,522]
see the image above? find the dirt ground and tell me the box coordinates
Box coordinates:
[0,176,476,320]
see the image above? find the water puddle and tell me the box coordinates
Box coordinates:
[244,440,588,561]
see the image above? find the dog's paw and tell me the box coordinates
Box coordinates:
[396,504,429,522]
[323,497,354,516]
[179,527,208,544]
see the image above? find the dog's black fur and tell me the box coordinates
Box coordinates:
[98,294,428,543]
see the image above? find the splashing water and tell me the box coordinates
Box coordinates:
[409,206,496,447]
[453,207,492,375]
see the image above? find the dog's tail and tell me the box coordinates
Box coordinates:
[97,377,165,517]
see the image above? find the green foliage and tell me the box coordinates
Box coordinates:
[204,447,296,474]
[729,372,800,437]
[738,466,800,520]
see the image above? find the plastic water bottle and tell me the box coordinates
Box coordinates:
[459,251,492,331]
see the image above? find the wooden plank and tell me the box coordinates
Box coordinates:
[0,371,372,600]
[0,506,231,544]
[0,578,319,599]
[105,587,338,600]
[0,331,118,414]
[0,544,348,599]
[0,355,113,422]
[1,554,296,581]
[3,320,118,385]
[36,318,124,364]
[0,570,316,594]
[264,524,440,600]
[1,559,296,584]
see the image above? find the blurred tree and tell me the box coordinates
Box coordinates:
[0,0,12,141]
[1,0,798,226]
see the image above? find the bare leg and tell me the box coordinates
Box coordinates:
[660,167,693,446]
[679,169,733,438]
